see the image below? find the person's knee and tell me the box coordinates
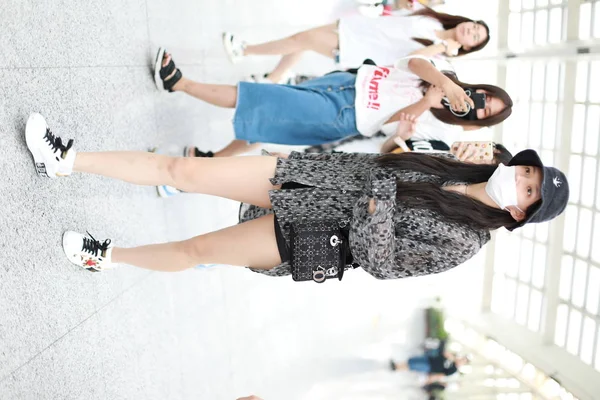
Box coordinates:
[166,157,196,189]
[178,237,206,266]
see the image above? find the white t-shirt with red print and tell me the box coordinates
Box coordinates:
[353,55,463,147]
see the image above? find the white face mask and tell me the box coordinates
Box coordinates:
[485,164,523,212]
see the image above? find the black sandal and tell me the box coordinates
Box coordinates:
[154,47,183,92]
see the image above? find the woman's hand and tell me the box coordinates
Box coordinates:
[394,112,418,140]
[441,80,474,114]
[451,141,478,162]
[424,85,445,109]
[443,38,462,56]
[368,198,377,214]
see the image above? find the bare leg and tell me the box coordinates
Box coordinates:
[112,214,280,271]
[172,77,237,108]
[214,140,261,157]
[159,53,237,107]
[393,362,409,371]
[73,152,279,208]
[245,23,339,58]
[266,52,304,83]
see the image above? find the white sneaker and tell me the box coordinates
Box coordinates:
[222,32,246,64]
[62,231,114,272]
[25,113,76,178]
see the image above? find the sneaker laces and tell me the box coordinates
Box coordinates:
[43,128,73,156]
[82,232,112,258]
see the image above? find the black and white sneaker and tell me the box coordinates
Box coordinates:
[62,231,114,272]
[25,113,76,178]
[222,32,246,64]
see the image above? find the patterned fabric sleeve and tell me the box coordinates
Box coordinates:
[350,168,397,273]
[365,218,489,280]
[287,151,379,162]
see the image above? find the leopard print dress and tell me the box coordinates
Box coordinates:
[239,152,491,280]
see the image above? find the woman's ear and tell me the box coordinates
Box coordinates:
[507,206,526,222]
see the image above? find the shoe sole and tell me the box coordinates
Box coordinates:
[154,47,166,91]
[25,113,53,178]
[222,33,239,64]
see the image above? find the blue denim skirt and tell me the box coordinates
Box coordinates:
[408,356,431,373]
[233,72,359,145]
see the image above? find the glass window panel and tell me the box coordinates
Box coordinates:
[595,328,600,371]
[520,239,534,283]
[575,62,588,103]
[500,234,521,278]
[581,157,597,207]
[580,3,592,40]
[550,0,562,4]
[571,105,586,153]
[585,106,600,156]
[516,284,530,325]
[592,213,600,263]
[492,273,506,314]
[548,7,562,43]
[505,279,517,318]
[555,303,569,347]
[586,267,600,315]
[508,12,522,50]
[540,149,554,166]
[536,221,549,243]
[529,103,543,148]
[522,222,535,239]
[519,63,533,101]
[542,103,557,150]
[535,10,548,44]
[559,255,573,301]
[595,3,600,38]
[597,170,600,210]
[532,243,546,288]
[590,61,600,103]
[510,0,521,12]
[536,0,548,6]
[545,62,560,102]
[563,206,578,253]
[532,63,546,101]
[522,12,535,46]
[577,209,593,258]
[528,289,543,331]
[566,308,582,355]
[569,155,582,203]
[522,0,534,9]
[572,259,588,308]
[581,317,596,364]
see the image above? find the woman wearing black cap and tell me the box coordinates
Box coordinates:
[25,113,568,279]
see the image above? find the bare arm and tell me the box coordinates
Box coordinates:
[408,58,474,112]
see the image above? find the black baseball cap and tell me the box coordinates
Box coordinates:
[507,149,569,230]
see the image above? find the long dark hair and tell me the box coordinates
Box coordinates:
[421,73,513,127]
[493,143,512,165]
[376,152,523,231]
[411,7,490,56]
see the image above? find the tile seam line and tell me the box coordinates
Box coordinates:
[0,63,206,70]
[0,271,154,385]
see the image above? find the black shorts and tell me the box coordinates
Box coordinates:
[274,182,313,262]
